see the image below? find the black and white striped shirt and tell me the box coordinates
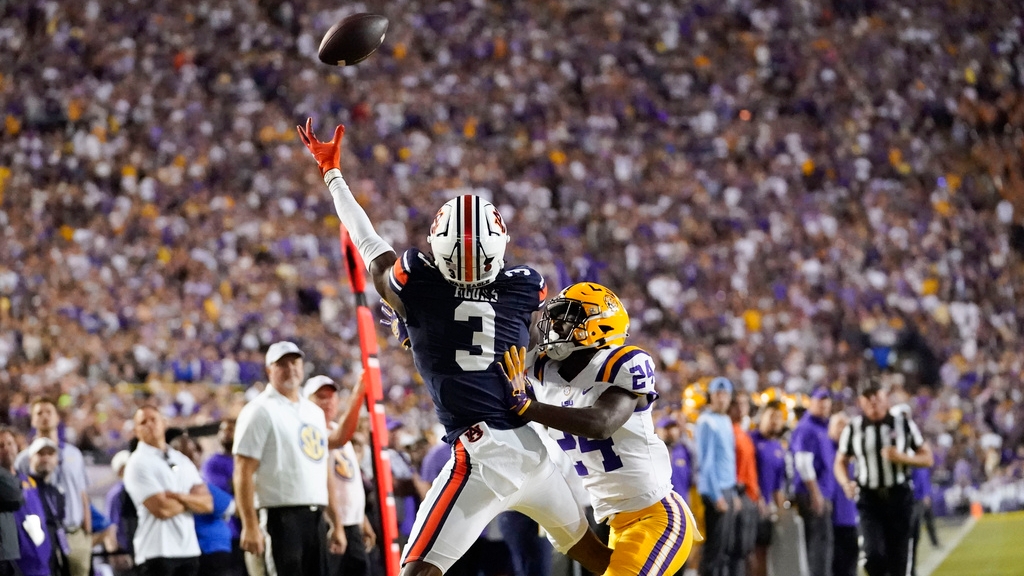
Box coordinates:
[837,407,925,490]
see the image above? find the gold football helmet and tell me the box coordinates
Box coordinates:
[539,282,629,360]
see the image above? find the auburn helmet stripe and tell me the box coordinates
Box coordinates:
[462,194,475,284]
[599,345,644,383]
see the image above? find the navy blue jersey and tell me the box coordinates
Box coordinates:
[389,248,547,442]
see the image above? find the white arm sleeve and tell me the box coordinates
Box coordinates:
[324,169,395,269]
[794,451,817,481]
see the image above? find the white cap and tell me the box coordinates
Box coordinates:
[265,341,304,367]
[111,450,131,474]
[27,437,59,457]
[303,375,340,398]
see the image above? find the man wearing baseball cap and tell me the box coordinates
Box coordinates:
[233,342,346,576]
[790,386,837,576]
[304,375,374,576]
[696,377,739,576]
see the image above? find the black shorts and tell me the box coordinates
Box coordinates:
[755,517,773,547]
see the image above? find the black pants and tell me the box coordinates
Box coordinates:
[795,492,834,576]
[910,500,940,576]
[0,561,23,576]
[198,551,242,576]
[319,517,370,576]
[832,525,859,576]
[858,485,914,576]
[137,556,199,576]
[700,488,739,576]
[264,506,324,576]
[498,511,552,576]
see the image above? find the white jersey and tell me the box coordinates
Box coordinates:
[327,422,366,527]
[531,345,673,522]
[233,385,329,508]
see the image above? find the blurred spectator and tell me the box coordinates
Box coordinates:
[750,401,786,576]
[232,342,342,576]
[656,414,695,506]
[199,418,243,572]
[27,437,71,576]
[0,427,35,576]
[729,392,759,574]
[696,377,739,576]
[104,449,136,575]
[15,399,92,576]
[123,406,210,576]
[790,387,836,576]
[304,375,374,576]
[169,432,239,576]
[828,412,858,576]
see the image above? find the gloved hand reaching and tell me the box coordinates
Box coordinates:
[380,300,411,350]
[296,118,344,178]
[499,346,533,416]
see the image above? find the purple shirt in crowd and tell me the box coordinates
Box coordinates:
[832,459,858,527]
[912,466,933,502]
[790,413,837,500]
[419,443,453,484]
[202,453,239,538]
[751,430,787,505]
[15,473,52,576]
[669,442,693,504]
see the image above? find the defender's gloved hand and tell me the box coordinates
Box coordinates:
[499,346,533,416]
[379,300,410,350]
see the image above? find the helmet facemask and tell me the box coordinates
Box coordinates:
[538,283,629,360]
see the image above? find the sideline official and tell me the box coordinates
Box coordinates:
[233,342,345,575]
[835,381,933,576]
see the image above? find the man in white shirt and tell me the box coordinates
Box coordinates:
[305,375,376,576]
[233,342,346,575]
[123,406,212,576]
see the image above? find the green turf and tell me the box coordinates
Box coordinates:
[931,512,1024,576]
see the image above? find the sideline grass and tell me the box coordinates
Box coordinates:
[931,511,1024,576]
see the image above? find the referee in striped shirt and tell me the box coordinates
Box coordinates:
[834,380,933,576]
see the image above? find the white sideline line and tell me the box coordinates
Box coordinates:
[919,517,978,576]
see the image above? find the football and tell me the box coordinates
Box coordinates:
[317,13,389,66]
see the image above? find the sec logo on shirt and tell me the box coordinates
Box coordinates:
[299,424,326,461]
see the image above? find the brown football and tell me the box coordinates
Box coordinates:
[317,13,389,66]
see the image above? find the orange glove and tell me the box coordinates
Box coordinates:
[296,117,344,177]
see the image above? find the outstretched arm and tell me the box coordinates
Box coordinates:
[329,372,368,449]
[296,118,403,315]
[499,346,637,439]
[524,387,638,440]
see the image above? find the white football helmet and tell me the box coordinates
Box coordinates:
[427,195,510,287]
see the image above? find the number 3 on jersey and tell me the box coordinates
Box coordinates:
[453,301,495,371]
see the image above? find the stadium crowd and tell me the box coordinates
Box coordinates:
[1,0,1024,571]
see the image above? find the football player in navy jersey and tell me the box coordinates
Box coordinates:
[298,120,611,576]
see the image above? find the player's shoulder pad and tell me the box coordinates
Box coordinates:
[389,248,436,292]
[499,265,547,307]
[597,345,656,393]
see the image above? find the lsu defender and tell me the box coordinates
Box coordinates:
[501,283,699,576]
[297,119,611,576]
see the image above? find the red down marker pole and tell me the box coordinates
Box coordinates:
[340,226,401,576]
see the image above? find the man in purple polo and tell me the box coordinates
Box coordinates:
[790,387,836,576]
[750,400,787,576]
[828,413,858,576]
